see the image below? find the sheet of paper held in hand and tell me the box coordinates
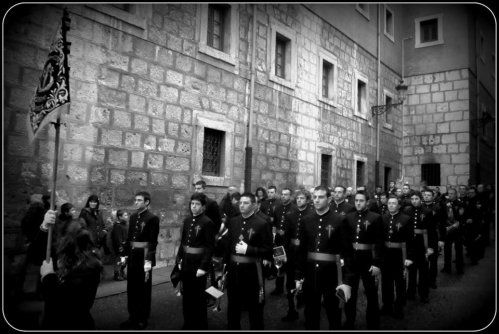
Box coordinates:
[205,286,224,299]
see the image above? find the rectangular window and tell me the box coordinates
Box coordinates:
[384,166,392,192]
[202,128,225,176]
[420,19,438,43]
[385,94,393,125]
[275,33,290,79]
[421,163,441,186]
[384,5,394,41]
[357,79,367,116]
[321,154,332,187]
[208,5,229,52]
[415,14,443,48]
[356,160,365,188]
[322,61,333,98]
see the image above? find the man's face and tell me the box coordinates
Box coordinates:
[411,195,422,207]
[448,189,457,201]
[239,196,254,215]
[69,207,77,218]
[389,182,395,188]
[354,194,367,211]
[468,189,476,198]
[333,187,345,202]
[375,187,382,194]
[194,184,205,193]
[402,185,410,194]
[267,188,276,199]
[422,191,433,203]
[296,194,307,208]
[89,200,98,209]
[313,189,330,211]
[477,184,484,193]
[134,195,148,211]
[346,187,353,196]
[458,186,467,196]
[395,188,403,197]
[281,190,291,204]
[387,198,400,213]
[190,200,205,216]
[228,186,237,195]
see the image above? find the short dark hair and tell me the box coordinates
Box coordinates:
[240,192,256,203]
[334,185,346,192]
[422,188,434,195]
[191,193,207,206]
[135,191,151,205]
[387,195,400,204]
[195,180,207,189]
[313,185,331,198]
[411,191,422,199]
[116,209,126,219]
[268,185,277,191]
[380,192,389,198]
[281,187,292,194]
[60,202,74,215]
[230,192,241,202]
[355,191,369,201]
[295,189,311,201]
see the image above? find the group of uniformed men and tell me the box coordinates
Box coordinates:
[172,180,494,330]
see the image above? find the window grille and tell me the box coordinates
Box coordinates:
[202,128,224,176]
[321,154,332,187]
[420,18,438,43]
[275,34,287,79]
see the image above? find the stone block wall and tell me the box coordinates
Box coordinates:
[3,4,403,264]
[403,69,471,187]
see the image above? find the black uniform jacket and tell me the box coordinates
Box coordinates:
[176,213,216,272]
[223,211,273,264]
[273,202,296,246]
[126,209,160,266]
[296,209,354,285]
[423,201,446,242]
[287,204,314,246]
[260,198,280,222]
[403,205,438,252]
[330,200,355,216]
[346,209,384,268]
[381,211,413,261]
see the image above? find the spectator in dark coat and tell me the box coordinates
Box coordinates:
[79,195,108,255]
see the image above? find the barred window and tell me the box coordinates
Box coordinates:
[385,94,393,125]
[357,79,367,116]
[421,163,440,186]
[420,18,438,43]
[321,154,332,187]
[322,61,334,99]
[202,128,225,176]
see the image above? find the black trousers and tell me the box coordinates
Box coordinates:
[303,262,342,330]
[127,249,152,323]
[226,262,264,330]
[181,270,208,329]
[381,249,406,310]
[344,254,380,329]
[428,252,438,285]
[407,252,429,298]
[443,234,463,272]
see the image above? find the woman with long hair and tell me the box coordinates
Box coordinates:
[40,225,103,329]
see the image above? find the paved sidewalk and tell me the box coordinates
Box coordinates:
[96,264,173,298]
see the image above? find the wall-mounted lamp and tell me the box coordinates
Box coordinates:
[371,80,408,116]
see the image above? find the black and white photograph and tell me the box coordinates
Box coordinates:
[2,2,496,331]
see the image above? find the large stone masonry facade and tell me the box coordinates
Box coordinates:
[4,4,402,266]
[402,68,491,188]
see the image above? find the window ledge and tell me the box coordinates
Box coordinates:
[318,96,338,108]
[354,112,368,121]
[199,43,236,66]
[383,123,394,130]
[415,39,444,48]
[269,73,295,90]
[384,31,395,43]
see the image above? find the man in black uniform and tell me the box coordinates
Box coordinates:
[422,188,444,289]
[441,187,466,274]
[331,186,356,216]
[175,193,216,329]
[295,186,353,330]
[260,185,280,224]
[400,184,413,210]
[223,192,273,329]
[403,191,437,303]
[281,189,313,322]
[380,195,412,319]
[344,191,384,329]
[271,188,295,296]
[194,180,222,231]
[464,187,483,265]
[121,191,160,330]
